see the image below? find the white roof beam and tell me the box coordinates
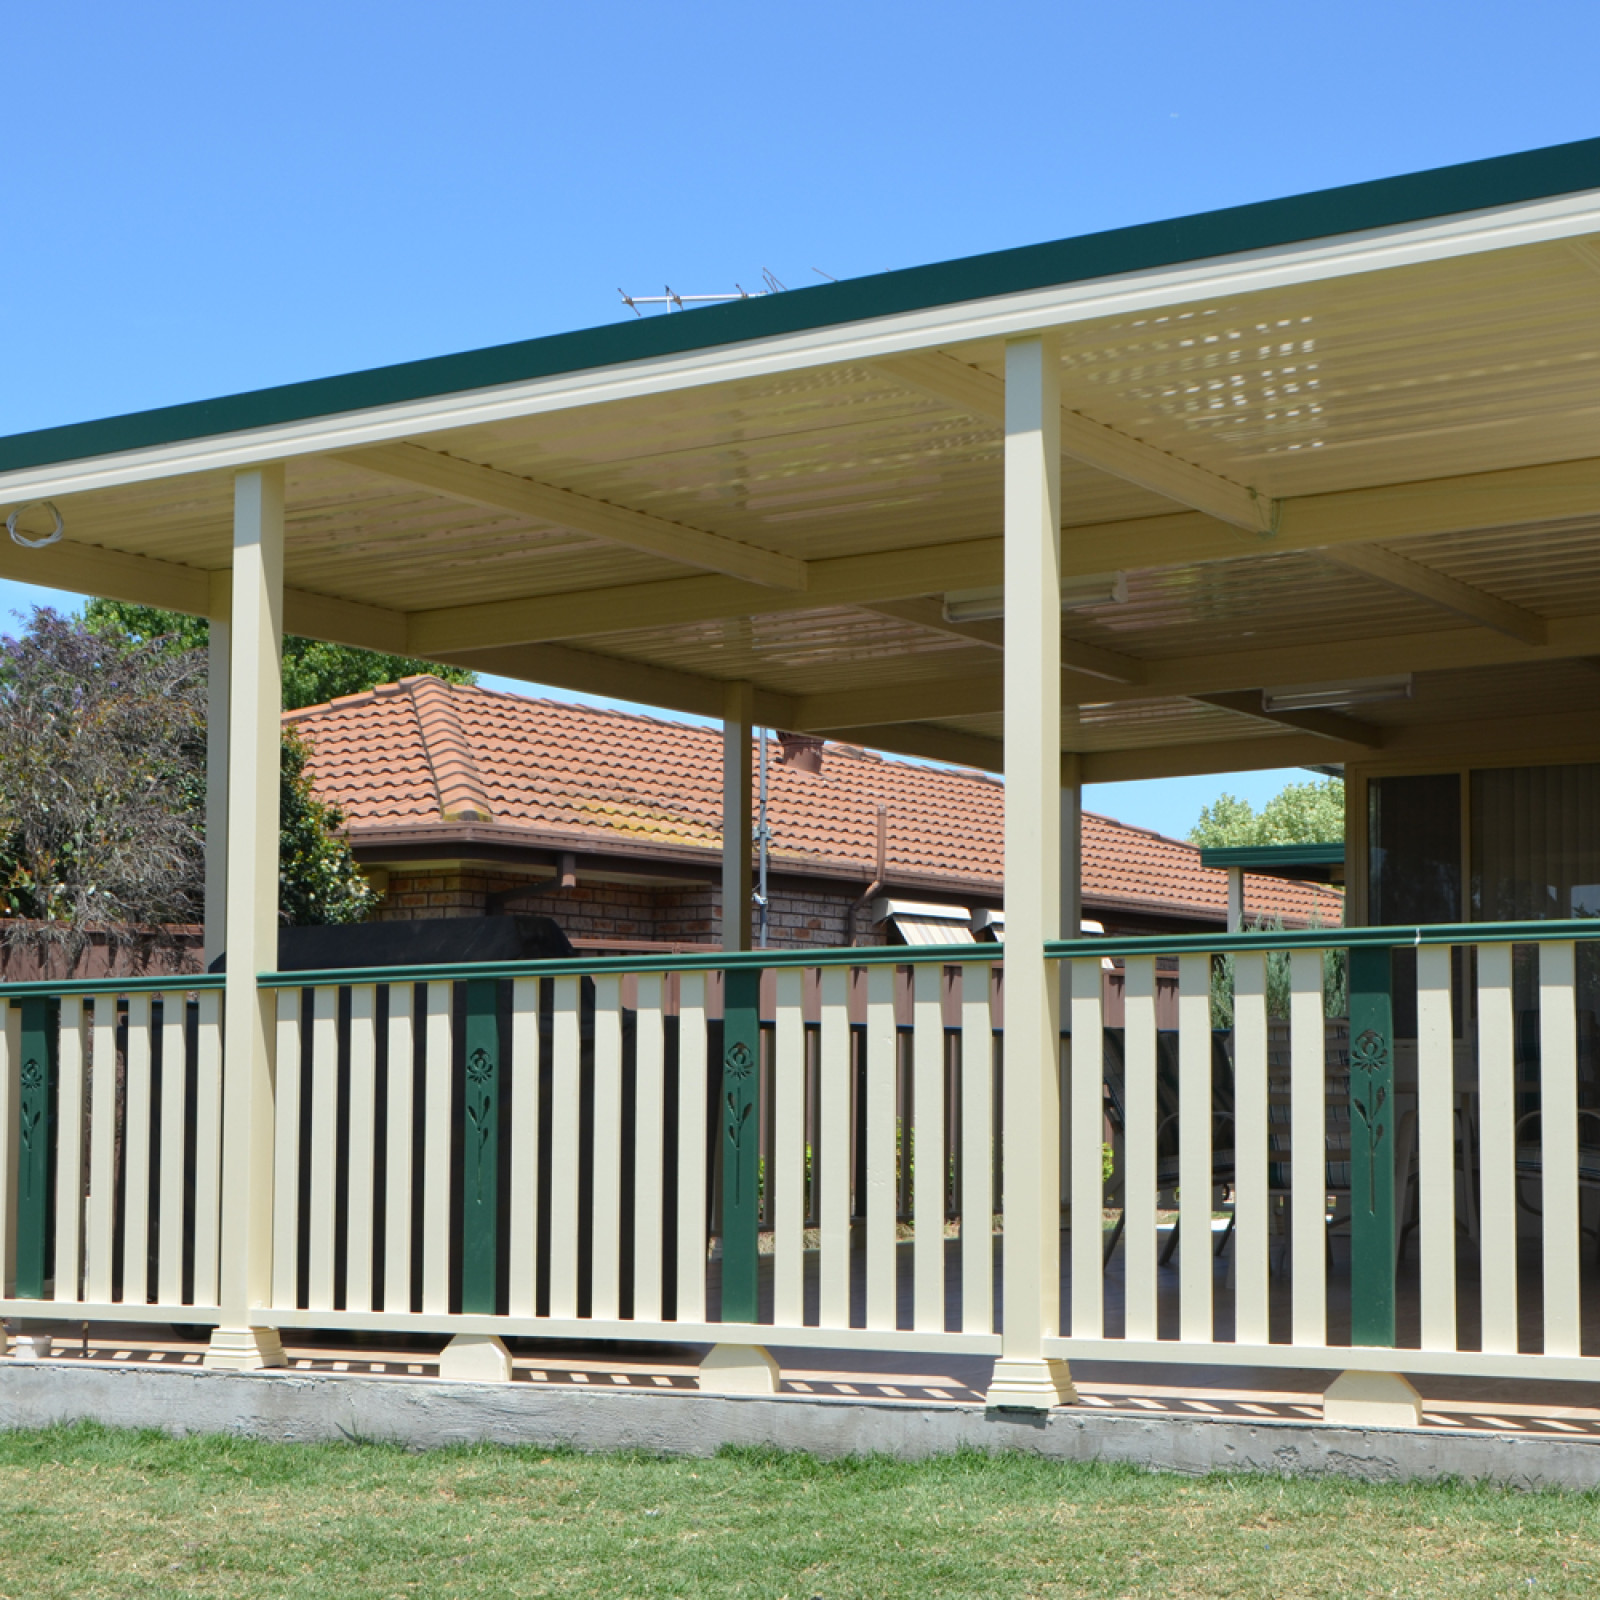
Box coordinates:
[1193,691,1386,749]
[334,441,808,590]
[875,351,1273,532]
[1321,543,1548,645]
[406,537,1006,656]
[862,596,1145,684]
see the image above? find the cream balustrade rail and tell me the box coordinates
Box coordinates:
[1045,920,1600,1385]
[0,976,226,1320]
[6,925,1600,1399]
[0,951,1005,1357]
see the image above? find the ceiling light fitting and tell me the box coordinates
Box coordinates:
[6,500,64,550]
[942,571,1128,624]
[1262,675,1413,713]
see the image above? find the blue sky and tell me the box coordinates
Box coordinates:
[4,1,1595,838]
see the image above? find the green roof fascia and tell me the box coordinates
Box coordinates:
[1198,842,1346,871]
[6,137,1600,477]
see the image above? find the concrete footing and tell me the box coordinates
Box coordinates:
[3,1361,1597,1489]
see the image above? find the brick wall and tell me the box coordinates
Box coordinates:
[373,868,888,950]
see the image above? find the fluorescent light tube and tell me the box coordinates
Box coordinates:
[1262,675,1412,713]
[942,571,1127,623]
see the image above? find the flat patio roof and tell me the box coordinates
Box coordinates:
[5,136,1600,782]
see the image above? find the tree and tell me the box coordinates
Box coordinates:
[84,600,475,710]
[1188,776,1345,849]
[0,610,375,968]
[279,730,378,926]
[0,611,208,967]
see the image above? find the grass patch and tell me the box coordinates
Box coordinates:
[0,1423,1596,1596]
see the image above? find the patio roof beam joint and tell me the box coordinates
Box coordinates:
[334,441,808,590]
[875,350,1274,533]
[1193,691,1387,748]
[1321,544,1548,645]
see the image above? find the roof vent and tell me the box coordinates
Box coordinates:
[777,731,825,774]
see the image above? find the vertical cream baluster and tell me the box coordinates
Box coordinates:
[773,968,806,1328]
[1539,941,1581,1358]
[306,986,339,1312]
[421,982,453,1317]
[590,975,624,1322]
[1289,950,1326,1349]
[121,994,154,1305]
[1177,954,1212,1343]
[866,965,898,1332]
[1477,942,1518,1356]
[383,984,415,1316]
[1232,954,1269,1346]
[345,985,377,1314]
[633,973,666,1325]
[53,998,87,1304]
[270,990,302,1310]
[507,977,540,1319]
[960,962,995,1337]
[912,963,946,1334]
[84,998,118,1305]
[157,993,188,1307]
[676,973,708,1324]
[818,965,852,1330]
[1069,957,1106,1339]
[548,975,582,1321]
[1122,957,1158,1341]
[1416,945,1457,1352]
[191,991,223,1308]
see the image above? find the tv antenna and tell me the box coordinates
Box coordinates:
[618,266,835,317]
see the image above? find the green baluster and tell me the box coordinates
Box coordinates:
[14,997,56,1300]
[720,967,761,1324]
[1348,946,1395,1347]
[460,979,500,1314]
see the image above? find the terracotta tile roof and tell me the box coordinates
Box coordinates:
[287,677,1343,927]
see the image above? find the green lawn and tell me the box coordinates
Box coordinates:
[0,1424,1596,1598]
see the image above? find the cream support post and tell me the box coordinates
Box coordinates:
[987,336,1077,1408]
[205,467,287,1371]
[203,572,231,968]
[1059,776,1083,1224]
[700,678,778,1393]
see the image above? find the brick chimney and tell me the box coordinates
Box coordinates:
[777,732,825,774]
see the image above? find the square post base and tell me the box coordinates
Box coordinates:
[438,1334,513,1383]
[697,1343,780,1394]
[203,1327,286,1371]
[6,1330,53,1362]
[985,1357,1077,1410]
[1323,1370,1422,1429]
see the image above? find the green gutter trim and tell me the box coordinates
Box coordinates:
[1197,843,1345,870]
[0,973,224,1001]
[5,138,1600,477]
